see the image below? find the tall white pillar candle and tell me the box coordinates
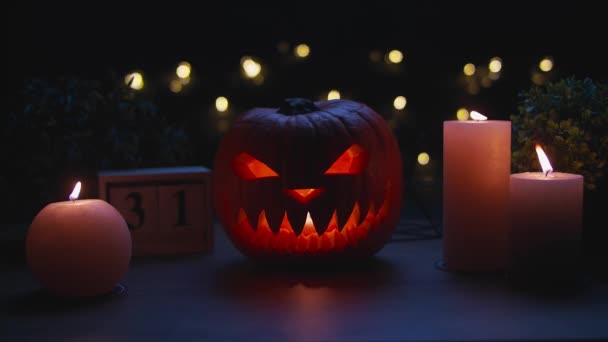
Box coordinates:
[443,112,511,271]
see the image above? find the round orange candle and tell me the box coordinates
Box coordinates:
[27,182,132,297]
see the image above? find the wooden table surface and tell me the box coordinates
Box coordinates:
[2,218,607,341]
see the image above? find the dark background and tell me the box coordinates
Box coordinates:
[2,2,607,219]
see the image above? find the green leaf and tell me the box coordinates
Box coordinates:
[512,77,608,190]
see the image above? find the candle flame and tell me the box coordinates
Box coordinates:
[535,145,553,176]
[470,111,487,121]
[69,181,81,201]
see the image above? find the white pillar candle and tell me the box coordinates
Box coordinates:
[509,145,583,282]
[443,112,511,271]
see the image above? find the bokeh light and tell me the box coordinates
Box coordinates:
[393,96,407,110]
[532,72,545,85]
[481,76,492,88]
[327,90,341,100]
[216,96,229,112]
[295,44,310,58]
[463,63,476,76]
[489,57,502,73]
[456,108,469,121]
[217,119,230,132]
[417,152,430,166]
[369,50,382,62]
[124,72,144,90]
[241,57,262,78]
[176,62,191,79]
[539,57,554,72]
[169,80,182,93]
[252,74,265,86]
[277,41,289,54]
[387,50,403,64]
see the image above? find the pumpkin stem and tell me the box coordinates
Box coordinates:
[277,98,321,115]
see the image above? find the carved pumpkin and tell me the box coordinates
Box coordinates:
[214,98,402,260]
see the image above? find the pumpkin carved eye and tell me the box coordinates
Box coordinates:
[324,144,368,175]
[232,152,279,180]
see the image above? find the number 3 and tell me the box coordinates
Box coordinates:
[126,192,145,230]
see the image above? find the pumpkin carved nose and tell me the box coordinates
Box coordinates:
[285,188,325,204]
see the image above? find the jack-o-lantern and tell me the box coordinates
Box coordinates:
[214,98,402,260]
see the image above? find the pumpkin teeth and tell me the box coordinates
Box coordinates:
[308,206,335,235]
[265,207,285,234]
[232,180,393,254]
[364,201,376,225]
[237,208,248,225]
[336,197,357,230]
[244,207,262,232]
[340,202,360,233]
[234,199,382,253]
[285,206,307,236]
[358,200,370,227]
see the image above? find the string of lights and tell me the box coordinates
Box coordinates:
[123,45,556,173]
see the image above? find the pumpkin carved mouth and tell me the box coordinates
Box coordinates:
[233,183,392,254]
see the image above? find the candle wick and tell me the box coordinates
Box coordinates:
[544,169,553,177]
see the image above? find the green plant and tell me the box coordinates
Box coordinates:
[511,78,608,191]
[1,74,193,220]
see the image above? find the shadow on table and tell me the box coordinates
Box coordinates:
[130,253,208,264]
[3,284,127,316]
[212,257,402,302]
[434,260,594,299]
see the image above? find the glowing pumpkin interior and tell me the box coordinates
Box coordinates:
[234,183,392,255]
[229,144,391,254]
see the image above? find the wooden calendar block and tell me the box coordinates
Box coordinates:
[98,166,213,256]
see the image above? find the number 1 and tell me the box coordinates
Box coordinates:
[174,190,189,226]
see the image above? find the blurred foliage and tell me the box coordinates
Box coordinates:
[0,75,193,220]
[511,78,608,191]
